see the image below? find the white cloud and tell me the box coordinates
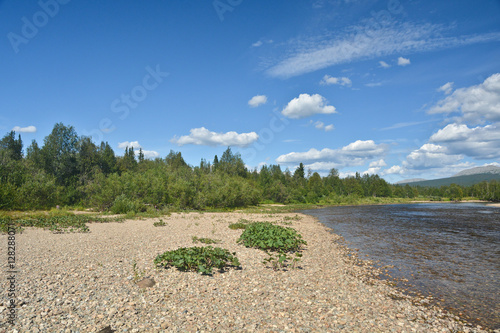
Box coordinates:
[402,143,463,170]
[314,121,335,132]
[324,124,334,132]
[383,165,403,175]
[428,73,500,124]
[379,61,390,68]
[265,21,500,78]
[12,125,36,133]
[281,93,336,119]
[171,127,259,147]
[397,57,410,66]
[437,82,454,95]
[363,159,387,175]
[276,140,388,171]
[248,95,268,107]
[118,141,141,149]
[117,141,159,159]
[252,41,263,47]
[429,123,500,159]
[143,150,159,159]
[320,75,352,86]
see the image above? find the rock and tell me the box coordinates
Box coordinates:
[136,277,156,289]
[97,326,115,333]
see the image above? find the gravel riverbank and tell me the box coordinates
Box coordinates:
[0,212,492,332]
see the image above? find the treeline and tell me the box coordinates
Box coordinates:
[0,123,499,211]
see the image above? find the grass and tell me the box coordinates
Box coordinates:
[0,210,124,234]
[192,236,221,244]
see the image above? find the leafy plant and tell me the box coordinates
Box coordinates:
[228,222,247,230]
[237,222,307,252]
[153,219,166,227]
[131,259,146,282]
[263,251,303,271]
[237,222,306,270]
[192,236,221,244]
[154,246,240,275]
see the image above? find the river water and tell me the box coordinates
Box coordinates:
[302,203,500,330]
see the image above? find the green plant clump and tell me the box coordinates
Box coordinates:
[237,222,307,252]
[228,222,247,230]
[153,219,166,227]
[0,214,122,234]
[192,236,221,244]
[154,246,240,275]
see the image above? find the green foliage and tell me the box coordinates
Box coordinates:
[111,194,144,214]
[228,222,247,230]
[192,236,221,244]
[237,222,307,252]
[263,251,303,271]
[153,219,167,227]
[0,213,121,234]
[154,246,240,275]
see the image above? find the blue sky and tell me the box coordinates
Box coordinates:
[1,0,499,182]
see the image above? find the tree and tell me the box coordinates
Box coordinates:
[293,163,305,180]
[26,139,43,169]
[0,131,23,160]
[40,123,79,185]
[138,148,145,163]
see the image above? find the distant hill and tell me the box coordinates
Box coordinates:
[395,178,426,185]
[396,165,500,187]
[453,165,500,177]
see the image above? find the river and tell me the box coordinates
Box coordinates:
[302,203,500,330]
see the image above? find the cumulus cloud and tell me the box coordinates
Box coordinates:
[397,57,410,66]
[248,95,268,107]
[281,93,336,119]
[252,41,263,47]
[314,121,334,132]
[320,75,352,86]
[143,150,159,159]
[429,123,500,159]
[171,127,259,147]
[118,141,141,149]
[379,61,390,68]
[402,143,463,170]
[437,82,454,95]
[117,141,159,159]
[363,159,387,175]
[12,125,36,133]
[382,165,403,175]
[428,73,500,124]
[276,140,388,171]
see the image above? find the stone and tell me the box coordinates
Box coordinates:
[136,277,156,289]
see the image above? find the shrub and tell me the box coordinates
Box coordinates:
[111,194,142,214]
[153,219,166,227]
[154,246,240,275]
[237,222,307,252]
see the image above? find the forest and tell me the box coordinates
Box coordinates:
[1,123,499,212]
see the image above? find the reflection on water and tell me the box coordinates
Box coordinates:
[303,203,500,330]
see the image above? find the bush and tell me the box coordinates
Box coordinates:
[154,246,240,275]
[111,194,143,214]
[237,222,307,252]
